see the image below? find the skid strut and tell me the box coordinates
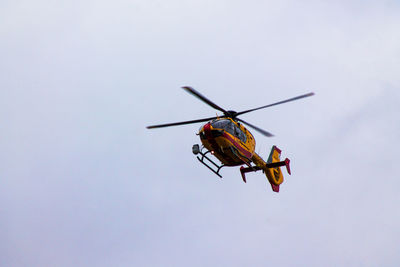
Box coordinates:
[192,144,224,178]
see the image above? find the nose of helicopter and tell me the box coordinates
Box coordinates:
[202,122,212,138]
[199,122,224,140]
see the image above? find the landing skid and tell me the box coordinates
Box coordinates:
[192,144,224,178]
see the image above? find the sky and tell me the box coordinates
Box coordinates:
[1,0,400,266]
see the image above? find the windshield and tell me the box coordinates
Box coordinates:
[211,119,247,143]
[211,119,233,131]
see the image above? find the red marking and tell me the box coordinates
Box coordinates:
[203,123,220,152]
[222,132,252,159]
[203,123,211,136]
[285,158,291,175]
[274,145,282,154]
[271,184,280,192]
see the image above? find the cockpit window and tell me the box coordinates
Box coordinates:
[235,125,247,143]
[211,119,247,143]
[211,119,233,132]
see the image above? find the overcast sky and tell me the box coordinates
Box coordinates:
[1,1,400,266]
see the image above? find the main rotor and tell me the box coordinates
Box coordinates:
[147,86,314,137]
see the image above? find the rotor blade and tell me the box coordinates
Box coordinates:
[147,116,218,129]
[182,86,228,114]
[237,92,315,116]
[237,118,274,137]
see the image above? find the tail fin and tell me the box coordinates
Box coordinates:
[244,146,291,193]
[265,146,291,192]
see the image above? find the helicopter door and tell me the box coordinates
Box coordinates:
[233,124,247,143]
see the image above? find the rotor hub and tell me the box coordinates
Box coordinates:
[225,110,238,118]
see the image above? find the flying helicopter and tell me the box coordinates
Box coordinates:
[147,86,314,192]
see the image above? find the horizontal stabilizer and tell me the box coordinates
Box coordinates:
[240,166,262,183]
[241,146,291,193]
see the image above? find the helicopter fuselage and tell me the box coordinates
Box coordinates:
[199,118,256,166]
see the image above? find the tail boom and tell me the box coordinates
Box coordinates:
[241,146,291,192]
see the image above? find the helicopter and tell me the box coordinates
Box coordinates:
[147,86,314,192]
